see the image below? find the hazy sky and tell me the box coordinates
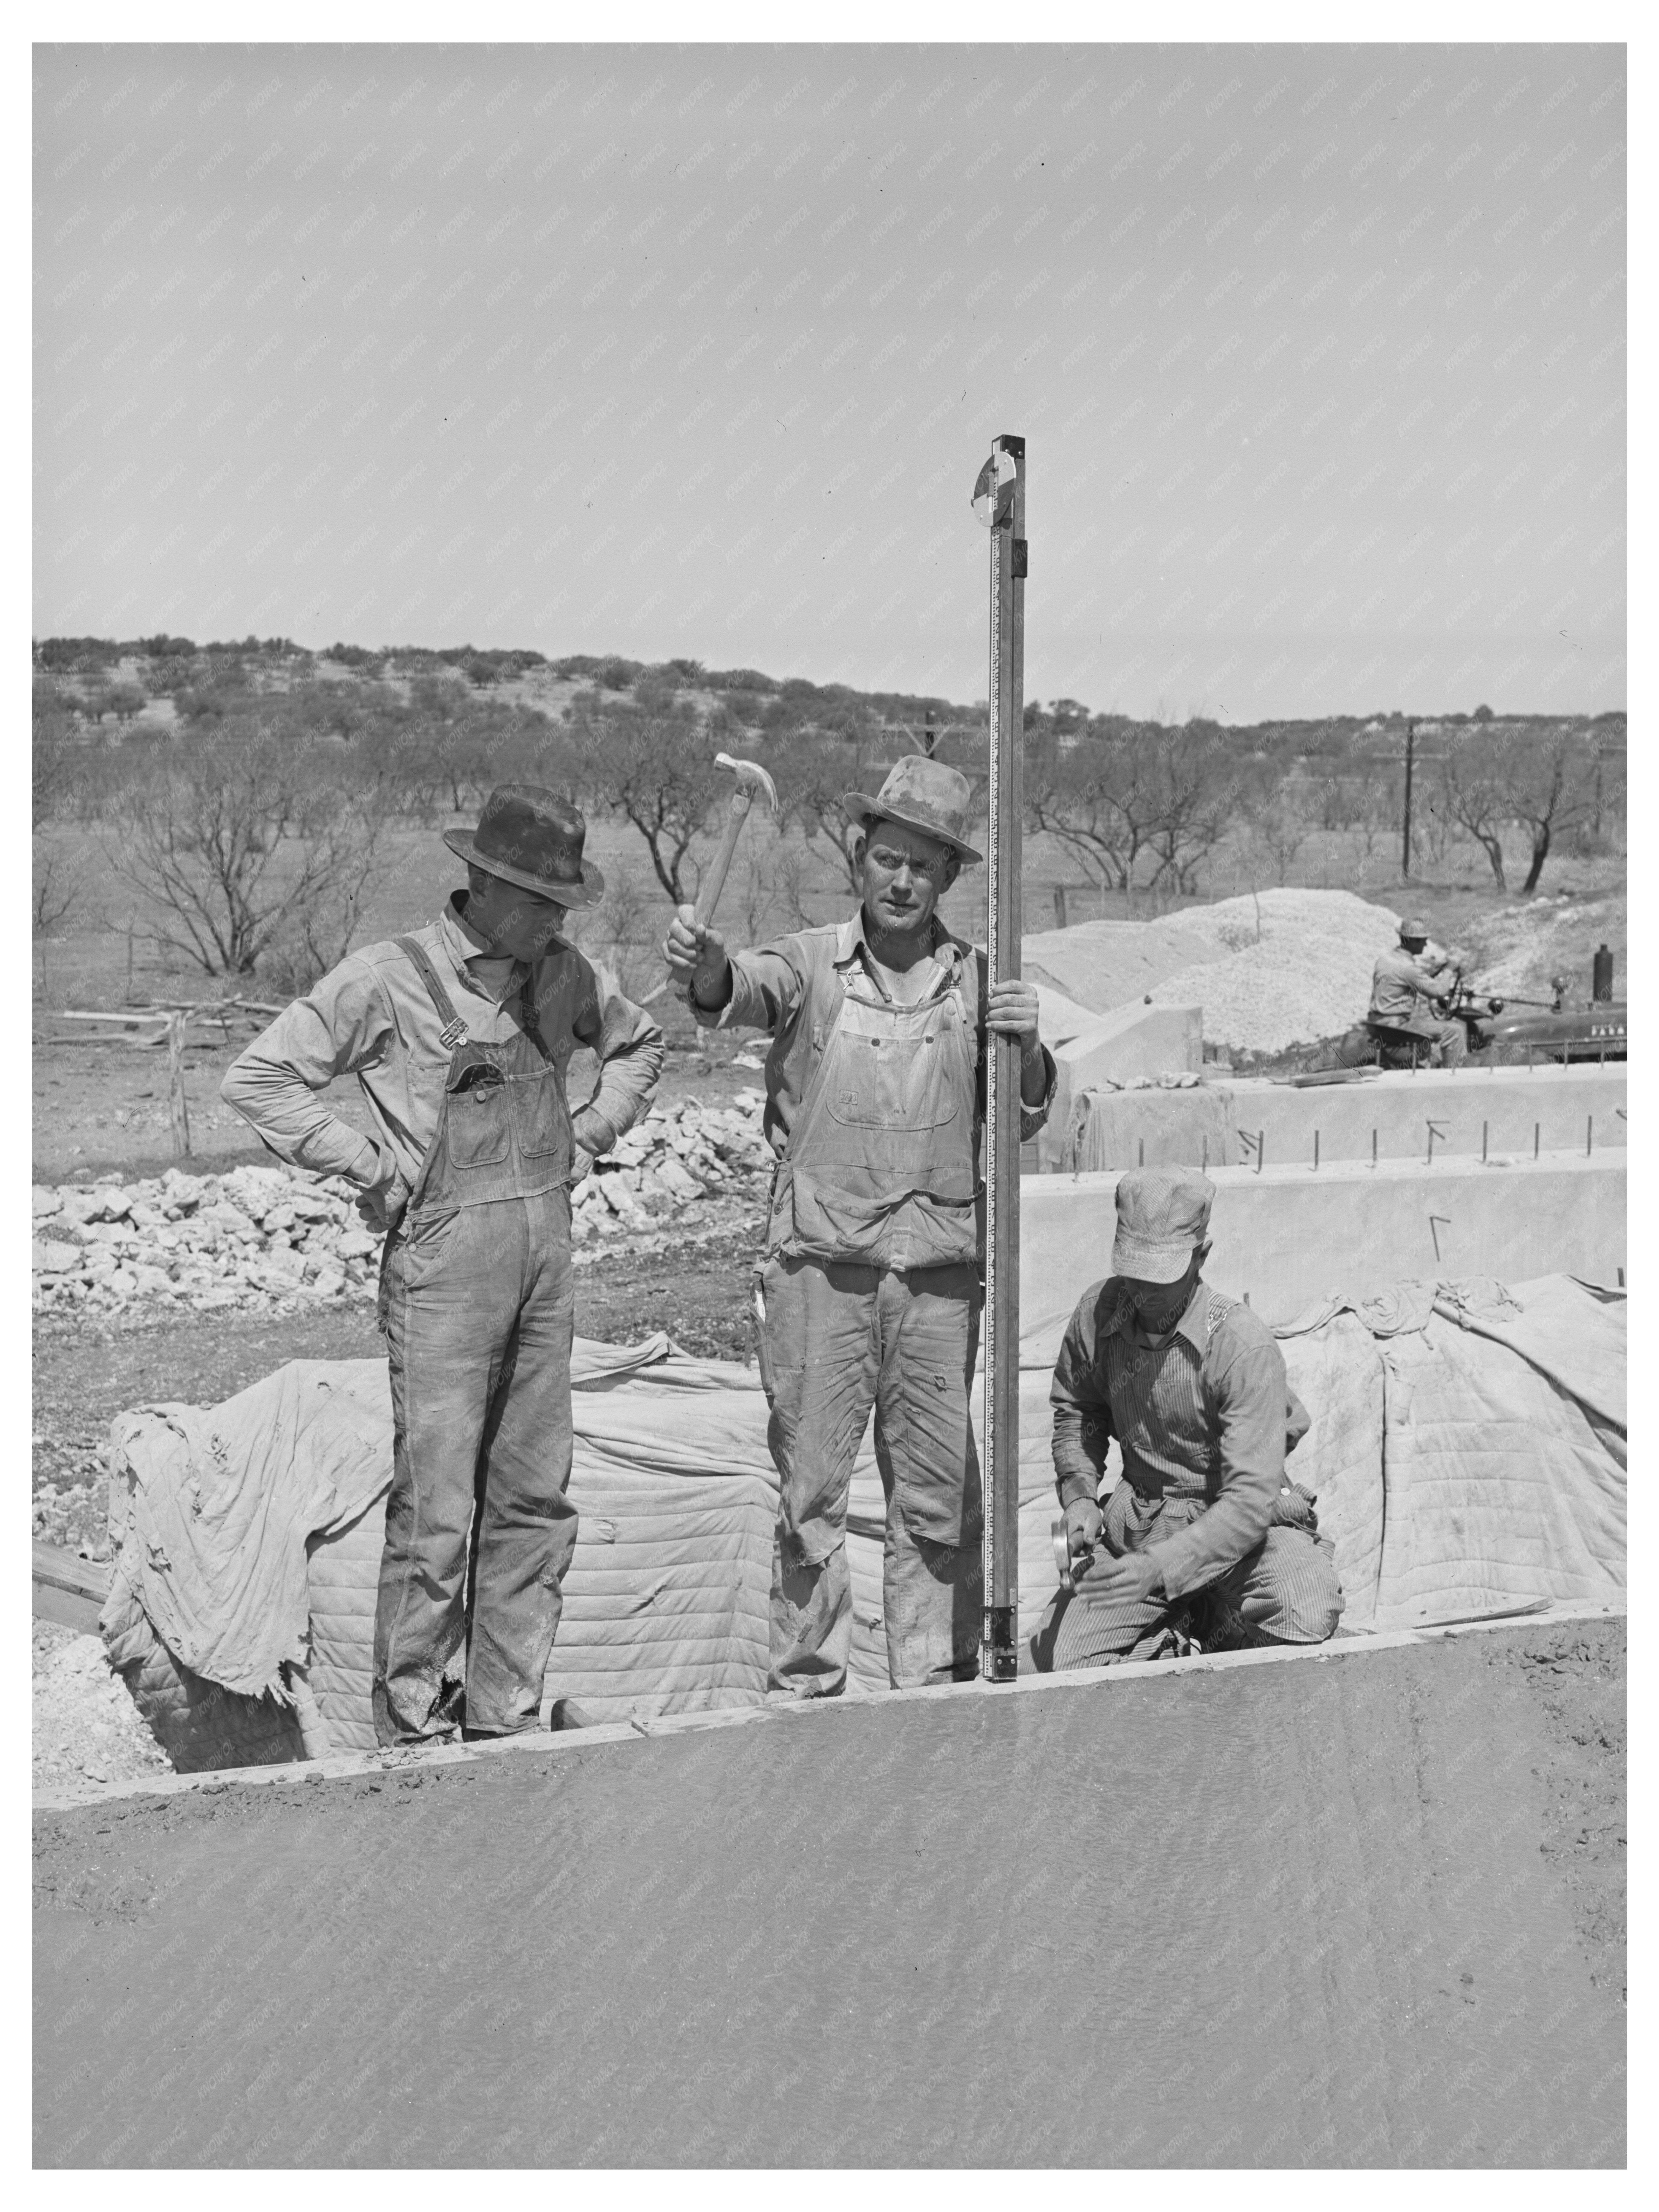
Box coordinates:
[34,41,1625,719]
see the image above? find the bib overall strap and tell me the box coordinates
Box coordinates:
[396,935,470,1049]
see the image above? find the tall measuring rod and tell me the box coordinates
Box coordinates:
[972,433,1027,1683]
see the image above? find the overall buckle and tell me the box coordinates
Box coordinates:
[439,1017,468,1049]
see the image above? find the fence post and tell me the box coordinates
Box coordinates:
[168,1012,191,1159]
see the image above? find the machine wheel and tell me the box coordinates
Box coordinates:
[1330,1024,1379,1069]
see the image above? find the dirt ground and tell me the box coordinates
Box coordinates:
[32,1217,761,1557]
[33,1618,1625,2167]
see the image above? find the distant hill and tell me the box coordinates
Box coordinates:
[31,634,1626,761]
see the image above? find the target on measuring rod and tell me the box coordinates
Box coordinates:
[971,447,1018,529]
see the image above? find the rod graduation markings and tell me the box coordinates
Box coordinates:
[972,433,1026,1684]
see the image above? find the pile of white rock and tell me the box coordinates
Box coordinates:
[31,1090,774,1314]
[570,1091,772,1242]
[31,1163,379,1316]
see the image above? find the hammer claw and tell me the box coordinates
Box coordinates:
[690,752,779,930]
[714,752,779,813]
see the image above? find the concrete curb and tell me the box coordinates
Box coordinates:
[33,1598,1625,1816]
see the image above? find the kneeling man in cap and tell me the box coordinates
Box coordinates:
[1034,1167,1343,1670]
[225,786,665,1743]
[664,756,1056,1694]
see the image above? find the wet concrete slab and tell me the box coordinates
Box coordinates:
[34,1623,1625,2167]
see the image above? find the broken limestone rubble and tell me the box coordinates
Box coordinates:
[31,1089,773,1317]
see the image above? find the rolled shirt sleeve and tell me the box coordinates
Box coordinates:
[1049,1297,1115,1510]
[570,961,666,1157]
[690,944,805,1034]
[1152,1334,1290,1602]
[221,959,392,1188]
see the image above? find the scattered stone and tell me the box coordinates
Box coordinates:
[31,1094,775,1315]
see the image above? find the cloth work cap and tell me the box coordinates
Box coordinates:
[442,784,606,907]
[1112,1167,1215,1284]
[1398,915,1433,942]
[842,754,984,864]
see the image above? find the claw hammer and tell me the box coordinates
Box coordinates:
[691,752,779,928]
[649,753,779,1005]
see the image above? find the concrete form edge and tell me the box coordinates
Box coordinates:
[33,1599,1626,1815]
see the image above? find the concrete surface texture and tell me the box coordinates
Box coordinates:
[33,1621,1624,2167]
[1057,1061,1627,1175]
[1022,1154,1626,1330]
[1038,1000,1205,1169]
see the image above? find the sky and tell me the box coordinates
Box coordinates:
[33,40,1626,721]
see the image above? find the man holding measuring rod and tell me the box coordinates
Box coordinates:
[664,755,1054,1694]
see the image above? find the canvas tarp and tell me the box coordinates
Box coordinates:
[103,1277,1625,1766]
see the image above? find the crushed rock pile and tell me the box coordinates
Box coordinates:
[32,1626,174,1793]
[31,1090,773,1315]
[33,1161,384,1317]
[570,1090,771,1243]
[1468,889,1626,1002]
[1025,889,1402,1055]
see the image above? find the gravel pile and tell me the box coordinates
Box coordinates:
[31,1091,774,1315]
[32,1624,174,1793]
[1029,889,1402,1055]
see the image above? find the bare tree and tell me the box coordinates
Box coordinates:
[33,680,88,827]
[1437,733,1515,888]
[574,704,728,905]
[33,835,86,937]
[1501,724,1598,893]
[1241,774,1320,884]
[103,716,387,978]
[771,842,820,931]
[570,863,671,1002]
[1142,721,1241,894]
[1025,718,1156,894]
[782,717,882,893]
[1354,774,1402,873]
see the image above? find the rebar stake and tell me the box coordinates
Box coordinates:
[1534,1122,1541,1161]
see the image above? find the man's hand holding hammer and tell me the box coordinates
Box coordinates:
[662,752,777,1010]
[665,912,732,1011]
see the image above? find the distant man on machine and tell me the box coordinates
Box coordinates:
[1033,1167,1343,1669]
[225,786,664,1745]
[1366,915,1467,1067]
[663,756,1055,1694]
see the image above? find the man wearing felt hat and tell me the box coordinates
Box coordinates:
[664,754,1056,1695]
[1033,1167,1343,1669]
[225,785,664,1745]
[1365,912,1467,1067]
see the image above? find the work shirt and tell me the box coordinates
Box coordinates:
[222,894,664,1210]
[693,909,1057,1160]
[1369,944,1452,1028]
[1049,1274,1301,1601]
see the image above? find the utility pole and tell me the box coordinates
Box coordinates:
[972,433,1026,1685]
[1401,719,1416,879]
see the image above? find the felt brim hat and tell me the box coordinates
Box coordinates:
[842,753,983,864]
[443,783,606,908]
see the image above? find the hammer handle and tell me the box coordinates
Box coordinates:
[693,791,753,928]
